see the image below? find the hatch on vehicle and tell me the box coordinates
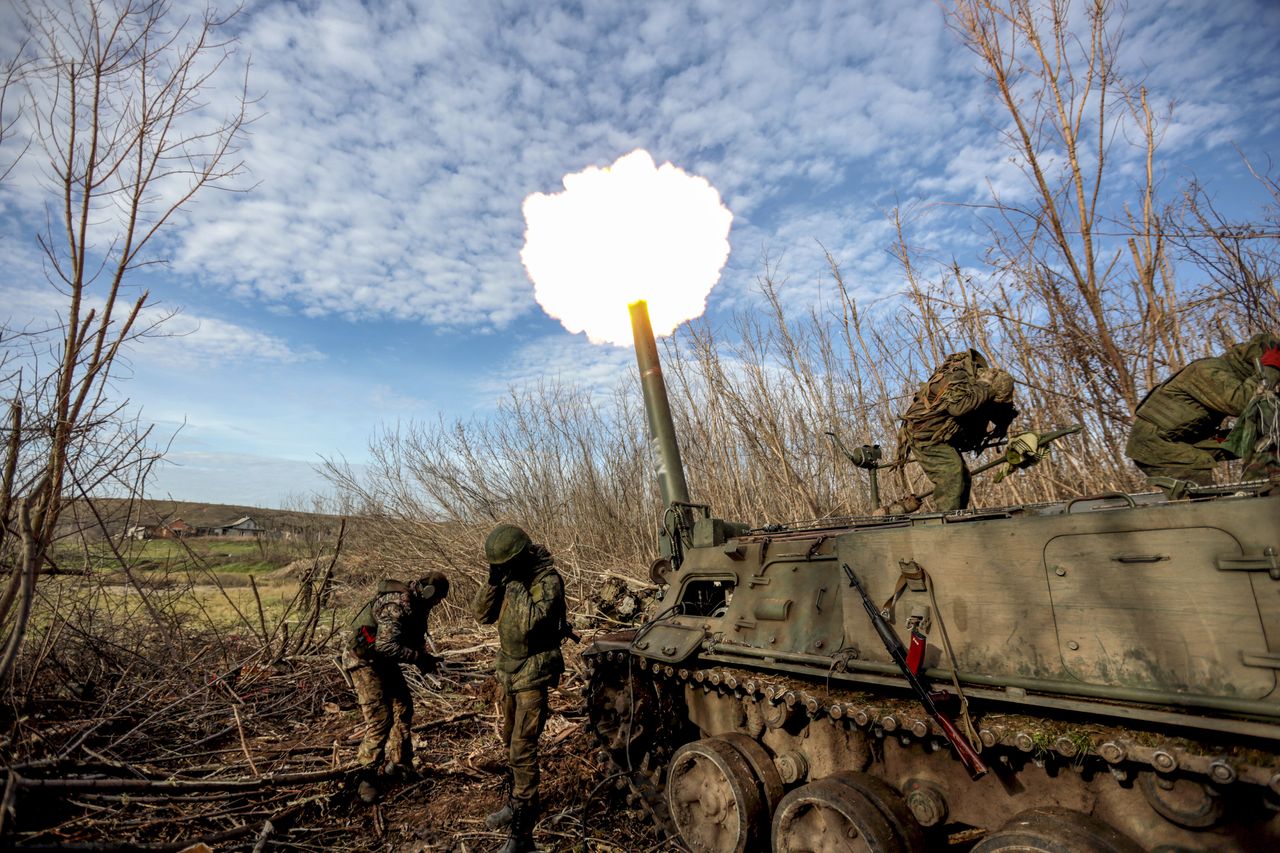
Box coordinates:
[1044,527,1275,699]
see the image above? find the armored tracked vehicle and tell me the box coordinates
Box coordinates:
[584,302,1280,852]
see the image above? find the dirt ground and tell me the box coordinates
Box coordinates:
[2,625,663,853]
[341,641,665,853]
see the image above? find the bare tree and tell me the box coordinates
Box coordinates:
[943,0,1175,418]
[0,0,251,682]
[1176,170,1280,337]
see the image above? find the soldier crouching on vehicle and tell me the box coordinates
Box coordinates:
[896,348,1018,511]
[1127,333,1280,495]
[473,524,568,853]
[342,573,449,804]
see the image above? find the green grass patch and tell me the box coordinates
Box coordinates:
[211,560,280,575]
[32,574,308,634]
[53,536,311,577]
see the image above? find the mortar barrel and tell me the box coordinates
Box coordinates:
[629,300,691,508]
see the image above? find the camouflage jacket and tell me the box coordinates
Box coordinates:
[900,353,1017,452]
[471,545,566,693]
[345,579,430,669]
[1136,334,1280,443]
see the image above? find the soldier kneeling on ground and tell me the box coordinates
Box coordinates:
[342,573,449,803]
[1127,333,1280,496]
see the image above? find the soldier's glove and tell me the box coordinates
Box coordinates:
[993,432,1046,483]
[487,564,507,586]
[416,654,439,675]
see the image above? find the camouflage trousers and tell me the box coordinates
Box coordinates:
[1125,419,1220,486]
[501,685,549,801]
[913,442,971,511]
[350,662,413,769]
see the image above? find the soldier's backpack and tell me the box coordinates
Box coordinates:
[347,579,411,659]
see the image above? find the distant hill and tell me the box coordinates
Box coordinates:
[57,497,345,539]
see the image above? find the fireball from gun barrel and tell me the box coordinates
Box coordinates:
[521,149,733,346]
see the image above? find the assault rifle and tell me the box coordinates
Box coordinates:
[842,562,988,780]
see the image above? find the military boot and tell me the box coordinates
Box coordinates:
[496,796,538,853]
[355,766,381,805]
[485,797,514,830]
[384,761,422,783]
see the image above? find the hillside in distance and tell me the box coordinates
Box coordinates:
[57,497,345,540]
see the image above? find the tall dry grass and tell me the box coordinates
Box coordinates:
[323,211,1277,616]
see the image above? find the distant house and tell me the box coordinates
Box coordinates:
[205,516,267,537]
[155,518,195,539]
[126,518,195,540]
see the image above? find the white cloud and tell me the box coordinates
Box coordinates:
[5,0,1277,335]
[136,311,322,369]
[147,450,339,508]
[0,273,318,371]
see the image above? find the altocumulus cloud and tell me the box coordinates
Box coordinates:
[169,0,984,329]
[163,0,1278,335]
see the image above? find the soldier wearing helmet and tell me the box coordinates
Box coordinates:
[1127,333,1280,493]
[472,524,567,853]
[342,572,449,803]
[895,348,1019,511]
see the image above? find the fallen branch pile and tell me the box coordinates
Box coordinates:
[1,620,661,852]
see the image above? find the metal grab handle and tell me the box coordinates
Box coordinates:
[1112,554,1168,564]
[1066,492,1137,513]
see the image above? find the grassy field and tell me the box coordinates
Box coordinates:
[53,536,310,579]
[31,572,320,636]
[36,528,354,640]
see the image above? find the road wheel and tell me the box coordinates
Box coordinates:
[666,737,767,852]
[771,776,905,853]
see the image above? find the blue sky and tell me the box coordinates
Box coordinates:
[2,0,1278,507]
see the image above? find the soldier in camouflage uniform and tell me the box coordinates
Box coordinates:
[897,349,1018,511]
[1127,333,1280,492]
[343,573,449,803]
[472,524,567,853]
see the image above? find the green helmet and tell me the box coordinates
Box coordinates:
[485,524,531,566]
[411,572,449,604]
